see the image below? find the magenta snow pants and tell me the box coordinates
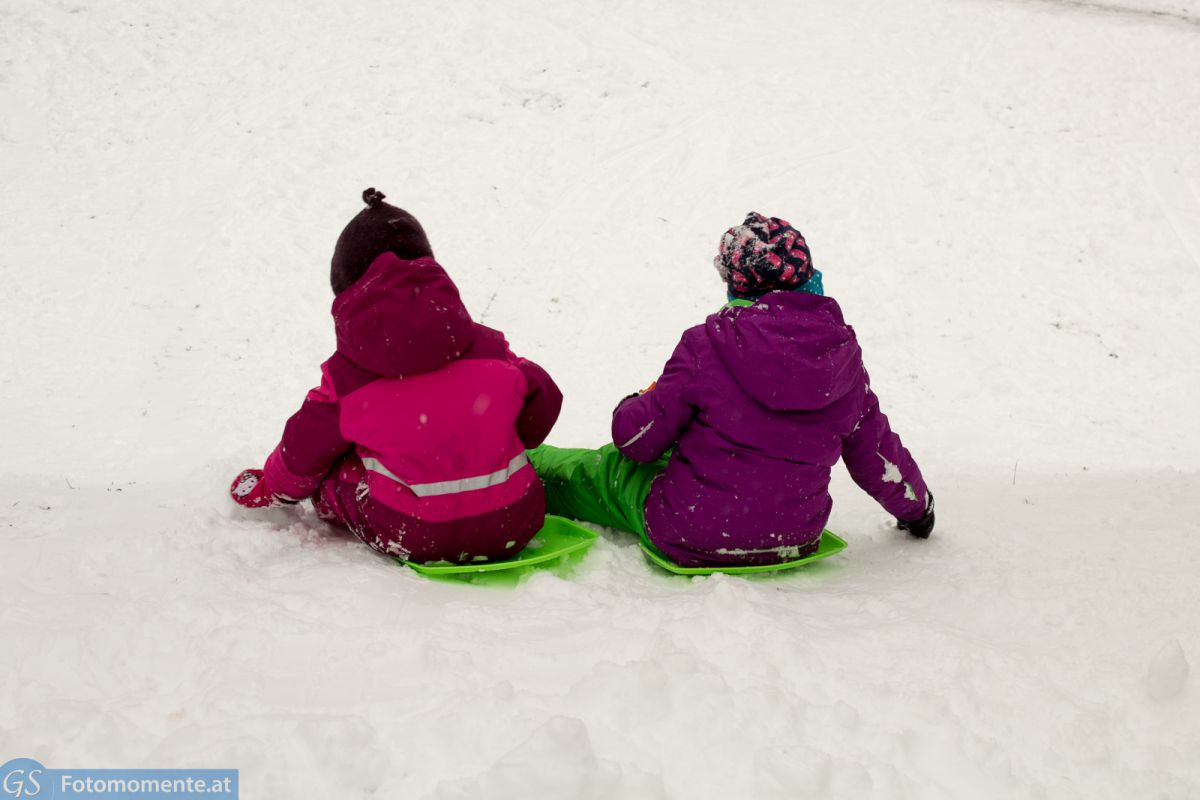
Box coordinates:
[311,454,545,563]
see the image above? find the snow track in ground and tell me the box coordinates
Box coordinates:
[1010,0,1200,26]
[2,1,1199,797]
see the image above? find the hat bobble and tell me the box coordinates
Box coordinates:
[330,187,433,295]
[362,187,386,208]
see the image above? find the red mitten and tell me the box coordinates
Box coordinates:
[230,468,284,509]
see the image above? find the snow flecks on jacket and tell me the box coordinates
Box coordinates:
[880,454,902,484]
[264,252,563,563]
[611,290,929,567]
[619,420,655,449]
[880,453,920,501]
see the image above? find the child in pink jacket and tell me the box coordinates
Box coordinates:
[230,188,563,563]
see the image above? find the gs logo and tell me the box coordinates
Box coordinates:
[1,760,45,799]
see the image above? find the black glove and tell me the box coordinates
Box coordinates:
[614,391,640,412]
[897,492,935,539]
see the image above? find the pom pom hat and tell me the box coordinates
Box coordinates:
[330,188,433,295]
[714,212,815,297]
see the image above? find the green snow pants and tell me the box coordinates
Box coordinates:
[528,444,668,542]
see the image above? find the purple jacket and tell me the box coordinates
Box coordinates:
[612,292,929,567]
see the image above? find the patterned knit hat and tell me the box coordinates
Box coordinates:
[330,188,433,295]
[714,212,814,297]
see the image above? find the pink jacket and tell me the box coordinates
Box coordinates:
[263,253,562,560]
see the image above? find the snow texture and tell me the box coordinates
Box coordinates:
[2,1,1199,798]
[1146,639,1192,701]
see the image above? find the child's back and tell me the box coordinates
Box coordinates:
[613,290,927,566]
[530,211,932,569]
[231,190,562,563]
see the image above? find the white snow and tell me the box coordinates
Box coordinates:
[2,1,1200,798]
[1146,639,1192,701]
[879,455,903,484]
[1055,0,1197,19]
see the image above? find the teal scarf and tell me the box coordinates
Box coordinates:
[726,269,824,302]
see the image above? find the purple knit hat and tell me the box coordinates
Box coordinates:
[714,212,814,297]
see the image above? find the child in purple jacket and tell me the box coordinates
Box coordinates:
[529,212,933,568]
[230,189,563,563]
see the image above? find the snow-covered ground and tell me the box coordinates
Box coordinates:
[2,1,1199,797]
[1049,0,1196,20]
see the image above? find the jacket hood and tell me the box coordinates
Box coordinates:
[704,292,863,411]
[332,253,476,377]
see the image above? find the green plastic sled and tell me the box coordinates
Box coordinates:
[640,529,847,575]
[401,515,598,579]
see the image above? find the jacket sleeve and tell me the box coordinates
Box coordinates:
[841,377,930,522]
[263,358,354,500]
[611,334,697,463]
[513,357,563,448]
